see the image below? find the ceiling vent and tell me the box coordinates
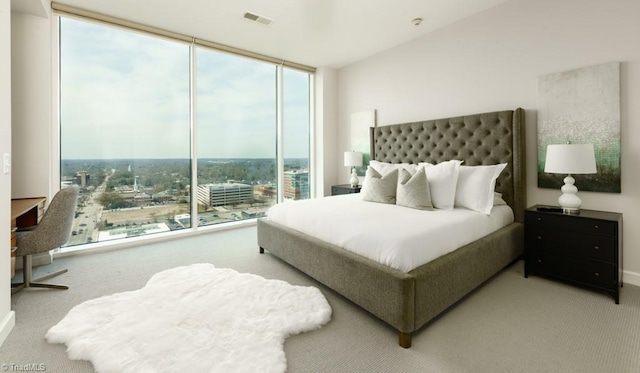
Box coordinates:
[243,12,273,26]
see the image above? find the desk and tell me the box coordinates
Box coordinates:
[10,197,46,278]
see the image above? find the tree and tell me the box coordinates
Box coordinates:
[98,192,124,209]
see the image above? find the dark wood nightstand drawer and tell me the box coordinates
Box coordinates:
[526,227,616,262]
[526,212,616,236]
[530,251,617,290]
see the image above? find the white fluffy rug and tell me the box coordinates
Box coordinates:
[46,263,332,373]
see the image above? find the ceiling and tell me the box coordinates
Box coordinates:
[15,0,509,68]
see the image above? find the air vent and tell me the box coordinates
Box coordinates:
[243,12,273,26]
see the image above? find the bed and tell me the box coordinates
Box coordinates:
[257,108,526,348]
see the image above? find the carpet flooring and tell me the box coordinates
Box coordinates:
[3,225,640,373]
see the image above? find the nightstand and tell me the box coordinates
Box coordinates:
[331,184,361,196]
[524,205,622,303]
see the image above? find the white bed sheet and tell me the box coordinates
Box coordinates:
[266,194,514,273]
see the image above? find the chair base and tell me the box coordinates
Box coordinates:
[11,255,68,295]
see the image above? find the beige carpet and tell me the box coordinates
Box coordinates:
[4,225,640,373]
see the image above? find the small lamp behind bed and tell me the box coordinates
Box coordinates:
[544,143,597,214]
[344,151,363,187]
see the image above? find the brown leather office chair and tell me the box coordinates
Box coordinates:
[11,187,79,294]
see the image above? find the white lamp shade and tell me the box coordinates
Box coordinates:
[544,144,597,175]
[344,151,363,167]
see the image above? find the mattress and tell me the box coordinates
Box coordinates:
[266,194,514,273]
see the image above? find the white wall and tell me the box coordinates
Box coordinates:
[3,3,51,346]
[0,0,15,347]
[11,11,52,200]
[336,0,640,284]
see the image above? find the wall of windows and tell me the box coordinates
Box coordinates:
[58,16,312,248]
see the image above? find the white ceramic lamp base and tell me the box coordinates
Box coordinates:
[349,168,359,187]
[558,175,582,214]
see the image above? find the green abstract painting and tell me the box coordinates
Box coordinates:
[537,62,621,193]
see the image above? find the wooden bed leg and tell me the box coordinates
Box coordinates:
[259,247,264,254]
[399,332,412,348]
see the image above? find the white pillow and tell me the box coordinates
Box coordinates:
[418,160,463,210]
[369,160,418,175]
[494,192,507,206]
[396,167,433,210]
[455,164,507,214]
[360,167,398,204]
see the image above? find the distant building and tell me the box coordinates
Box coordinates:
[97,223,171,242]
[76,171,90,187]
[174,213,191,228]
[61,175,75,188]
[117,190,152,206]
[197,182,253,207]
[151,191,173,203]
[241,207,269,219]
[283,170,309,200]
[256,185,276,198]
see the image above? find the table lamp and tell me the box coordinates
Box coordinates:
[544,143,597,214]
[343,151,363,187]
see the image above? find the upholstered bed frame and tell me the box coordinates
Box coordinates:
[258,108,526,348]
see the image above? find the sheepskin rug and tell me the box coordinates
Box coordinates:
[46,263,332,373]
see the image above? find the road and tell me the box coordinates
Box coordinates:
[66,177,108,247]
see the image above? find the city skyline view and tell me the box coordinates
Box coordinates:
[61,157,309,248]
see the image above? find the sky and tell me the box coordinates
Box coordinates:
[60,17,310,160]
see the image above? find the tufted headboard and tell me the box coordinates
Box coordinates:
[370,108,526,222]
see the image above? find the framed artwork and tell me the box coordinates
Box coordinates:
[537,61,621,193]
[350,110,376,176]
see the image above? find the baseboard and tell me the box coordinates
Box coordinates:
[0,311,16,347]
[623,269,640,287]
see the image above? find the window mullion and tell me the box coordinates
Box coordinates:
[308,75,315,199]
[277,65,284,203]
[190,42,198,228]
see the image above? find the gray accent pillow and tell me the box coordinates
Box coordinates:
[361,167,398,204]
[396,167,433,210]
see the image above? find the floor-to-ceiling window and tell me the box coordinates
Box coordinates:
[58,15,313,248]
[60,17,192,246]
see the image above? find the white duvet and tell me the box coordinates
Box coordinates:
[266,194,514,273]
